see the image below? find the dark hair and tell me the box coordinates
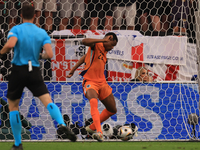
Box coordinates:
[21,5,35,20]
[105,32,118,42]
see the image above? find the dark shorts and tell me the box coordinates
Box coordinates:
[82,79,112,100]
[7,65,49,100]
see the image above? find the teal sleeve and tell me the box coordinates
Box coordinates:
[7,26,18,39]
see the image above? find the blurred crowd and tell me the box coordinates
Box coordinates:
[0,0,198,36]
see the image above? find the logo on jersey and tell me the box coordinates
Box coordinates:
[86,84,91,88]
[8,32,13,36]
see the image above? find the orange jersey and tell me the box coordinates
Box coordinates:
[80,43,107,82]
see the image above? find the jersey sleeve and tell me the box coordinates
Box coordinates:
[7,26,18,39]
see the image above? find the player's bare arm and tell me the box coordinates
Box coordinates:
[82,35,113,47]
[67,54,86,78]
[40,43,53,59]
[0,37,17,57]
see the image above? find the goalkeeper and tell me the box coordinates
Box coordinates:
[0,5,76,150]
[67,32,118,142]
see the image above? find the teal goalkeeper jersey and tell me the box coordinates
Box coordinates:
[7,22,51,67]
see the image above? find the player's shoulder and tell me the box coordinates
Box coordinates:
[7,25,20,37]
[95,42,106,52]
[96,42,103,46]
[37,27,47,34]
[35,27,50,37]
[95,42,104,49]
[10,24,20,31]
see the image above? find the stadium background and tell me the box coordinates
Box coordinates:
[0,0,200,142]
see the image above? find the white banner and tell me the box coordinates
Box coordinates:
[108,35,187,65]
[48,30,192,82]
[51,38,85,81]
[86,34,187,65]
[52,29,187,65]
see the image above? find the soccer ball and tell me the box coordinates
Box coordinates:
[118,126,133,141]
[101,123,113,137]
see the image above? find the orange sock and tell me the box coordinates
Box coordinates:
[90,109,115,131]
[89,98,102,133]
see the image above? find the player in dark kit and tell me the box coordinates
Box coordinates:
[0,5,76,150]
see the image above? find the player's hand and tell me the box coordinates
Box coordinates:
[66,71,74,78]
[104,35,113,42]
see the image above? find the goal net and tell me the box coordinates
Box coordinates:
[0,0,200,141]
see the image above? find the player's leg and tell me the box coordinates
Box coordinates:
[100,93,117,119]
[36,93,77,142]
[27,66,66,126]
[86,87,116,142]
[37,94,77,142]
[89,83,117,130]
[85,88,104,142]
[98,83,117,121]
[87,94,116,141]
[7,65,26,149]
[89,93,117,131]
[85,88,102,133]
[38,94,66,125]
[8,98,22,149]
[28,67,76,141]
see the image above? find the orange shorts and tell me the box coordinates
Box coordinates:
[82,80,112,100]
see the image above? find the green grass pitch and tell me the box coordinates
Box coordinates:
[1,141,200,150]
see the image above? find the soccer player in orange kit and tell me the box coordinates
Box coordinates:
[67,32,118,142]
